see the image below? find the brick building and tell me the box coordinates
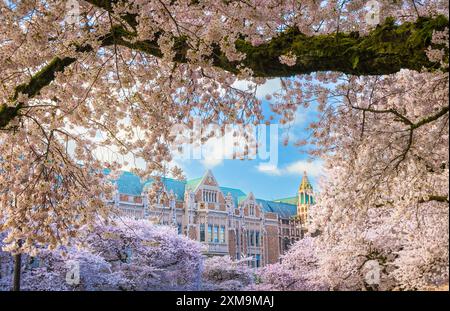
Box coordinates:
[111,169,314,267]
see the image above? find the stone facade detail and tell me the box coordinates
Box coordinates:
[112,169,314,267]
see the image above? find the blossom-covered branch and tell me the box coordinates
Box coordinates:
[86,0,448,76]
[1,2,447,129]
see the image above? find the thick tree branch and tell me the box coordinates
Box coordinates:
[0,41,103,129]
[418,195,449,204]
[85,1,448,76]
[412,105,450,129]
[0,2,448,129]
[0,56,81,129]
[103,15,449,77]
[375,194,449,207]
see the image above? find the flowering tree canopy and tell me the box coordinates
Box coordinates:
[266,51,449,290]
[86,219,204,290]
[0,0,448,290]
[202,255,254,290]
[0,219,204,290]
[254,237,325,291]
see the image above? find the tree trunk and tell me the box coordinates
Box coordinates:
[12,252,22,291]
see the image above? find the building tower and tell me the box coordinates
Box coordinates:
[297,171,314,226]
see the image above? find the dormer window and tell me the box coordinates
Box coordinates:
[202,190,217,203]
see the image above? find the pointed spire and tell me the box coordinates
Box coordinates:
[298,171,313,192]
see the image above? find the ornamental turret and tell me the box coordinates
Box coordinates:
[297,171,314,225]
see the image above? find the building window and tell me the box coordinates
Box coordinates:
[208,224,213,242]
[220,225,225,243]
[29,257,40,269]
[250,230,254,246]
[213,225,219,243]
[255,231,260,247]
[249,204,255,216]
[256,254,261,268]
[283,237,290,251]
[202,190,218,203]
[177,223,182,234]
[123,247,132,263]
[200,224,205,242]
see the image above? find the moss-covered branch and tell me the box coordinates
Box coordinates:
[240,15,448,77]
[1,7,448,129]
[0,57,77,129]
[419,195,449,204]
[113,15,448,77]
[85,0,448,76]
[0,43,100,129]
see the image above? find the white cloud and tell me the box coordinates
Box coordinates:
[200,131,236,168]
[256,163,282,175]
[284,160,324,177]
[255,79,282,99]
[257,159,324,178]
[292,110,308,126]
[232,78,281,100]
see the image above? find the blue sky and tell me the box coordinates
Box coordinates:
[171,78,323,201]
[94,78,324,200]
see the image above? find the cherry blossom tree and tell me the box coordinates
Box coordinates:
[267,29,449,290]
[253,237,325,291]
[20,248,119,291]
[201,255,255,290]
[252,262,299,291]
[0,0,448,291]
[86,219,204,290]
[0,219,204,291]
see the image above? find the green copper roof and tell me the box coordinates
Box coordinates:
[113,171,143,196]
[106,170,187,199]
[219,186,246,208]
[257,199,297,219]
[237,195,247,204]
[185,177,203,192]
[274,194,315,205]
[143,177,187,201]
[273,196,298,205]
[110,170,304,217]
